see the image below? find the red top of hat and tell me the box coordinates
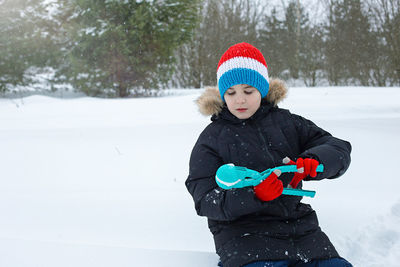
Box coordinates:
[217,42,267,69]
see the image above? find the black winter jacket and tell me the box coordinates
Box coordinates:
[185,81,351,267]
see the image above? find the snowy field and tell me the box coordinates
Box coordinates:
[0,86,399,267]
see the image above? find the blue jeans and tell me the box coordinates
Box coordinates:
[242,258,352,267]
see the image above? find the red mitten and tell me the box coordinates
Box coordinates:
[283,157,319,189]
[254,169,283,201]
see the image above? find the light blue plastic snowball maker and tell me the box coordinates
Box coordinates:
[215,163,324,198]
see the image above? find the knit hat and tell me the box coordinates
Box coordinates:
[217,42,269,101]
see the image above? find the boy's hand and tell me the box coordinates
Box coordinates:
[283,157,319,189]
[254,169,283,201]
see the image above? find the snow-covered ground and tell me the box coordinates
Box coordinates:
[0,86,399,267]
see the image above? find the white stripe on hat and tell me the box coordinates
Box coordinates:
[217,56,269,83]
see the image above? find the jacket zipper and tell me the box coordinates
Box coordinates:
[254,122,276,166]
[254,121,290,217]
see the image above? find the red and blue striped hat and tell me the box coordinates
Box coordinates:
[217,42,269,101]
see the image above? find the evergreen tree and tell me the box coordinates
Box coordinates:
[300,24,325,86]
[383,3,400,85]
[172,0,265,88]
[259,1,318,84]
[258,8,286,78]
[368,0,400,85]
[0,0,60,93]
[325,0,375,85]
[61,0,199,97]
[282,1,310,80]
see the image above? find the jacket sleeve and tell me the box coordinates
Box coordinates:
[185,124,268,221]
[290,113,352,180]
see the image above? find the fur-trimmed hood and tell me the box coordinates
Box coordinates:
[196,78,288,116]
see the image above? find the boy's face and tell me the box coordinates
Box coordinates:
[224,84,261,120]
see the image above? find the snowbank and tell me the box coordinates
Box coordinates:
[1,86,399,266]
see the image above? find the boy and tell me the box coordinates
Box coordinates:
[186,43,352,267]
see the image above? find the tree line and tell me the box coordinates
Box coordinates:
[1,0,399,97]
